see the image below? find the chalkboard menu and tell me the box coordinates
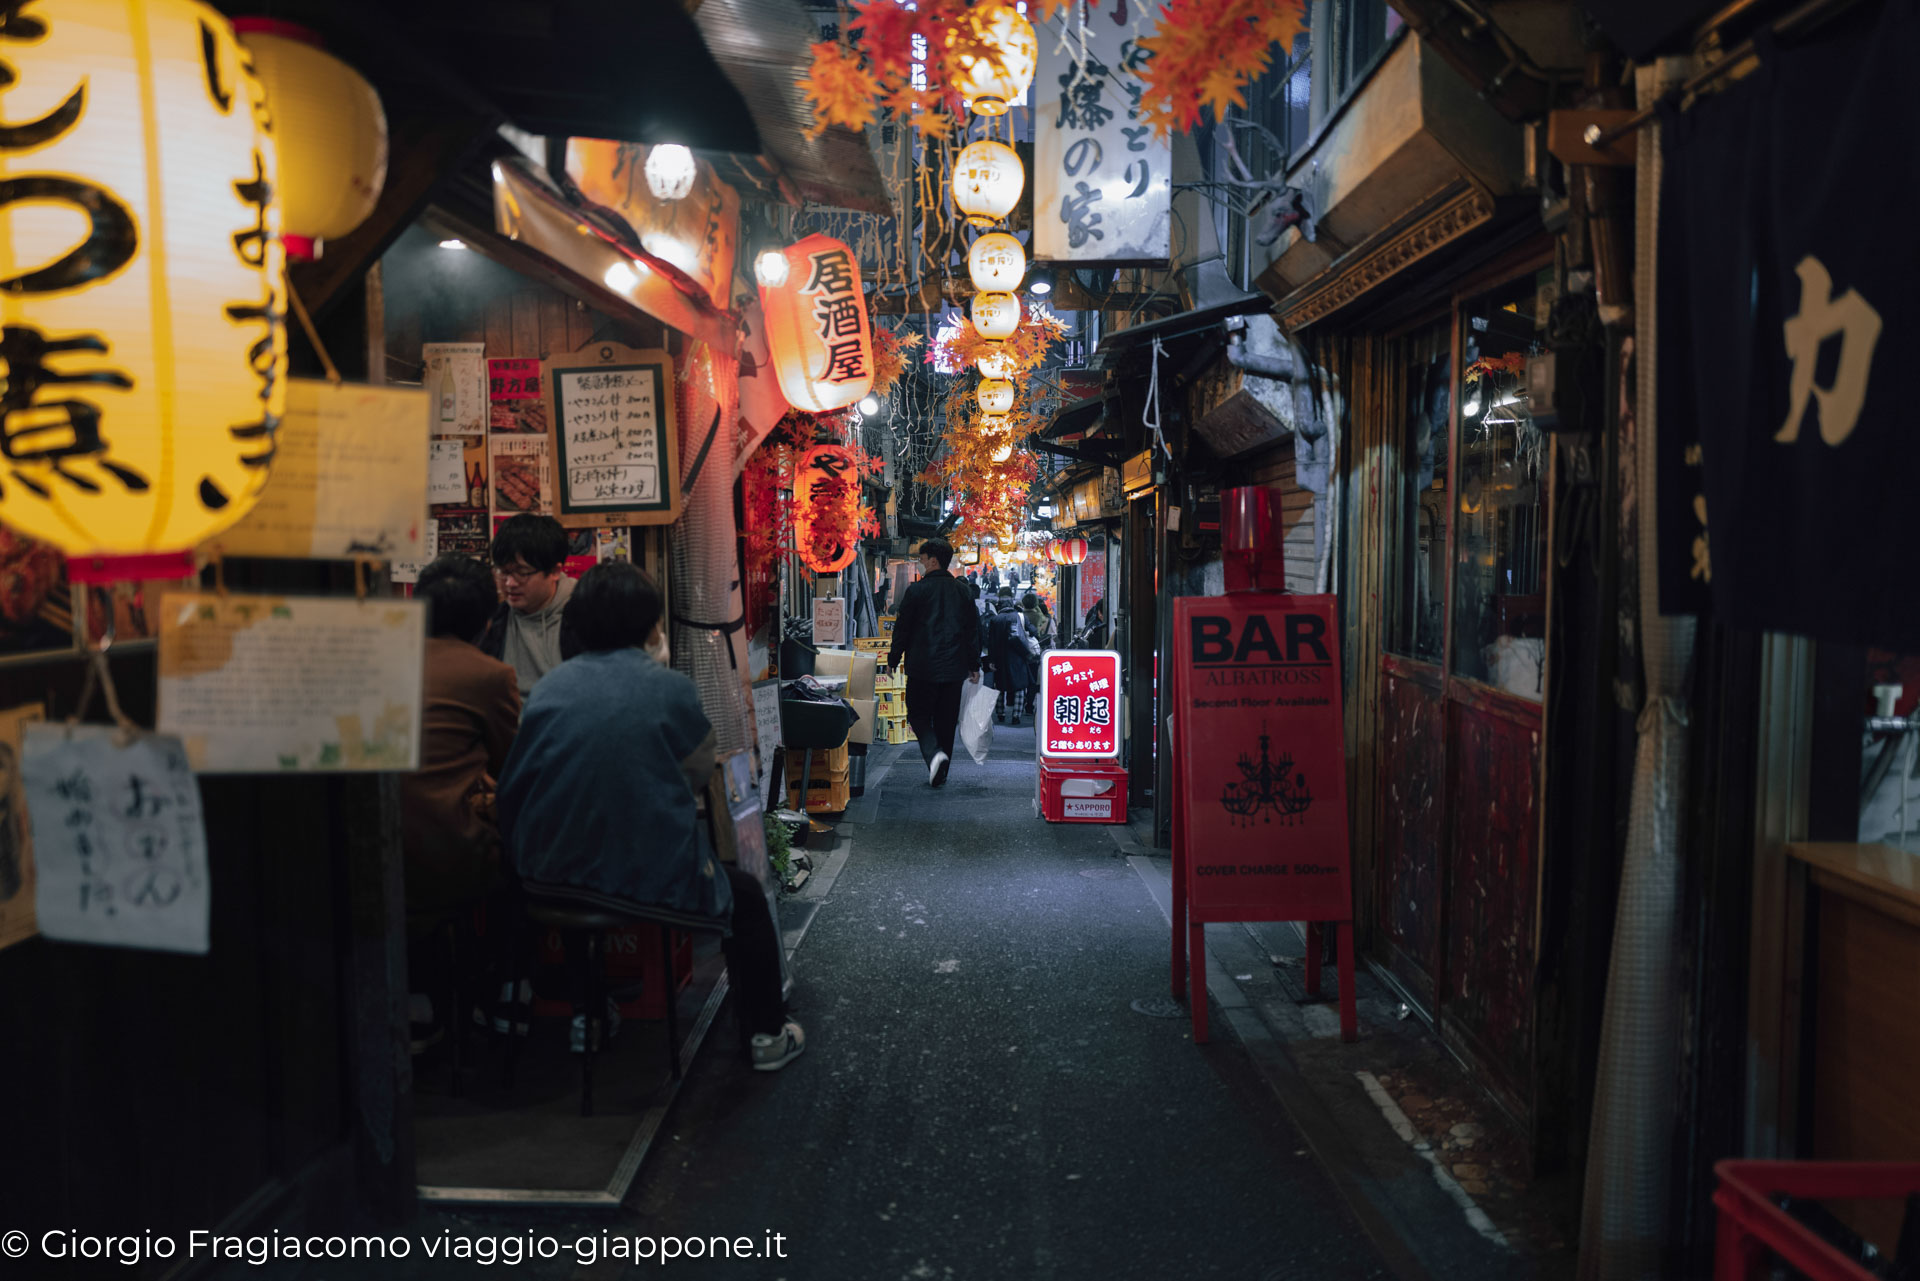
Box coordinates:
[546,343,680,526]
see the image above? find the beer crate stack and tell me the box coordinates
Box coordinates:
[874,660,912,744]
[785,741,851,814]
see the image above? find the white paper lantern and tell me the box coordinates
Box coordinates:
[0,0,288,555]
[644,144,697,201]
[951,140,1023,229]
[968,231,1027,292]
[948,3,1038,116]
[978,379,1016,415]
[971,292,1021,341]
[975,344,1017,380]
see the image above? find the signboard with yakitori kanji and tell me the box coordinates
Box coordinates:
[1171,592,1356,1044]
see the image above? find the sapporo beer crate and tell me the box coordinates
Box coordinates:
[786,771,852,814]
[783,741,849,779]
[853,636,891,655]
[883,716,916,745]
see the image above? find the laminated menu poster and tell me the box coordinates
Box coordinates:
[0,702,45,951]
[22,723,209,955]
[488,357,548,433]
[547,344,680,526]
[155,594,426,773]
[423,342,487,437]
[491,433,552,515]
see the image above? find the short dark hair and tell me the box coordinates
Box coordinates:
[1022,592,1038,609]
[490,514,568,574]
[919,537,954,569]
[967,580,981,599]
[563,561,664,654]
[417,555,498,641]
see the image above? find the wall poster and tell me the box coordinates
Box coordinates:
[1033,10,1172,263]
[548,344,681,526]
[423,342,487,438]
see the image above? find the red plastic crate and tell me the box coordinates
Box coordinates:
[532,921,692,1020]
[1714,1160,1920,1281]
[1038,756,1128,824]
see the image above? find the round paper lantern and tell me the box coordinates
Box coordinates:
[978,379,1015,415]
[948,3,1037,116]
[1057,537,1089,565]
[643,144,697,201]
[233,19,386,262]
[991,439,1014,464]
[971,291,1021,341]
[794,445,864,573]
[968,231,1026,292]
[978,414,1013,436]
[757,233,874,413]
[0,0,288,556]
[975,344,1017,381]
[951,140,1023,229]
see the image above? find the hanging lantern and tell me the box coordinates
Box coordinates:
[950,140,1023,229]
[642,144,697,201]
[794,445,865,574]
[971,291,1021,341]
[975,343,1017,380]
[991,439,1015,464]
[1057,537,1089,565]
[968,232,1026,292]
[948,3,1038,116]
[233,19,386,263]
[978,414,1013,436]
[978,379,1016,415]
[757,233,874,413]
[0,0,287,557]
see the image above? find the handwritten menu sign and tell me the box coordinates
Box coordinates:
[547,344,680,527]
[23,723,210,954]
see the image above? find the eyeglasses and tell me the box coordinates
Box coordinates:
[492,564,543,584]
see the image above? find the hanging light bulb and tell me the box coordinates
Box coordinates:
[644,143,697,200]
[971,291,1021,341]
[968,231,1027,292]
[950,140,1023,229]
[859,395,882,416]
[975,344,1017,380]
[753,248,790,288]
[948,3,1037,116]
[978,379,1016,415]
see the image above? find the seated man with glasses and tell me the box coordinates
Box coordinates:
[480,514,580,697]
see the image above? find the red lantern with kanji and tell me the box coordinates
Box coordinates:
[757,233,874,414]
[1057,536,1088,565]
[794,444,865,573]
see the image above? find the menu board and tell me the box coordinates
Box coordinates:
[547,343,680,527]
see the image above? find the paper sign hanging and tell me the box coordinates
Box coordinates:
[0,703,45,951]
[423,342,486,437]
[23,724,211,955]
[547,344,680,527]
[487,357,548,433]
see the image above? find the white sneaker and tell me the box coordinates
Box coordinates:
[930,750,950,787]
[750,1020,806,1072]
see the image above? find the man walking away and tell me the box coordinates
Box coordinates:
[886,538,980,787]
[984,589,1039,725]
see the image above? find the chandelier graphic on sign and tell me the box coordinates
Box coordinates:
[1219,730,1314,827]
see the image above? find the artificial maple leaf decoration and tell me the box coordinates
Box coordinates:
[1137,0,1308,135]
[800,41,880,137]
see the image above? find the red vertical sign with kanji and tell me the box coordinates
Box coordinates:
[1172,592,1356,1043]
[1038,649,1121,758]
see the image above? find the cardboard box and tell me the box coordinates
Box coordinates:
[847,697,877,746]
[812,648,876,702]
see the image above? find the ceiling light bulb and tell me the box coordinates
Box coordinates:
[644,143,697,201]
[1028,279,1051,295]
[438,239,467,250]
[754,249,790,288]
[859,395,881,416]
[604,261,640,291]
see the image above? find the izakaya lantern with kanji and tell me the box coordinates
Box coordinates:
[975,344,1017,380]
[978,379,1015,415]
[967,231,1026,292]
[948,2,1037,116]
[758,233,874,414]
[793,444,864,574]
[233,19,386,262]
[951,140,1023,230]
[0,0,288,556]
[971,291,1020,341]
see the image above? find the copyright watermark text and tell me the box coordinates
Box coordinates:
[2,1228,789,1267]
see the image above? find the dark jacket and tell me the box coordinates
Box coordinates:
[887,568,981,682]
[985,606,1037,691]
[400,636,521,915]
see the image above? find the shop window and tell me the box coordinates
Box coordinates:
[1382,319,1450,665]
[1450,274,1549,699]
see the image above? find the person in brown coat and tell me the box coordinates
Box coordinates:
[403,555,522,917]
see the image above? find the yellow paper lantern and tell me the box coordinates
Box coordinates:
[978,379,1015,415]
[991,439,1015,464]
[948,3,1038,116]
[757,233,874,413]
[0,0,288,556]
[971,291,1021,341]
[234,19,386,262]
[950,140,1023,230]
[968,231,1026,292]
[978,414,1013,435]
[975,344,1017,381]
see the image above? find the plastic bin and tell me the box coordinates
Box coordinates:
[1714,1160,1920,1281]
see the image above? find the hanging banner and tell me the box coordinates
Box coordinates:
[1038,649,1121,758]
[1033,13,1172,263]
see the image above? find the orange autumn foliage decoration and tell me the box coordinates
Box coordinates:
[1136,0,1307,135]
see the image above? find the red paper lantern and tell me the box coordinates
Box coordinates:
[794,445,864,573]
[1057,537,1088,565]
[757,233,874,413]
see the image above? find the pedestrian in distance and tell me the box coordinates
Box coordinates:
[885,538,982,788]
[985,589,1040,726]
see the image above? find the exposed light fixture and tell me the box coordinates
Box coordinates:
[1028,278,1052,295]
[644,143,697,201]
[604,261,640,291]
[859,395,882,416]
[754,248,790,288]
[438,239,467,250]
[1037,503,1054,517]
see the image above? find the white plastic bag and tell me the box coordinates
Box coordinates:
[959,678,997,765]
